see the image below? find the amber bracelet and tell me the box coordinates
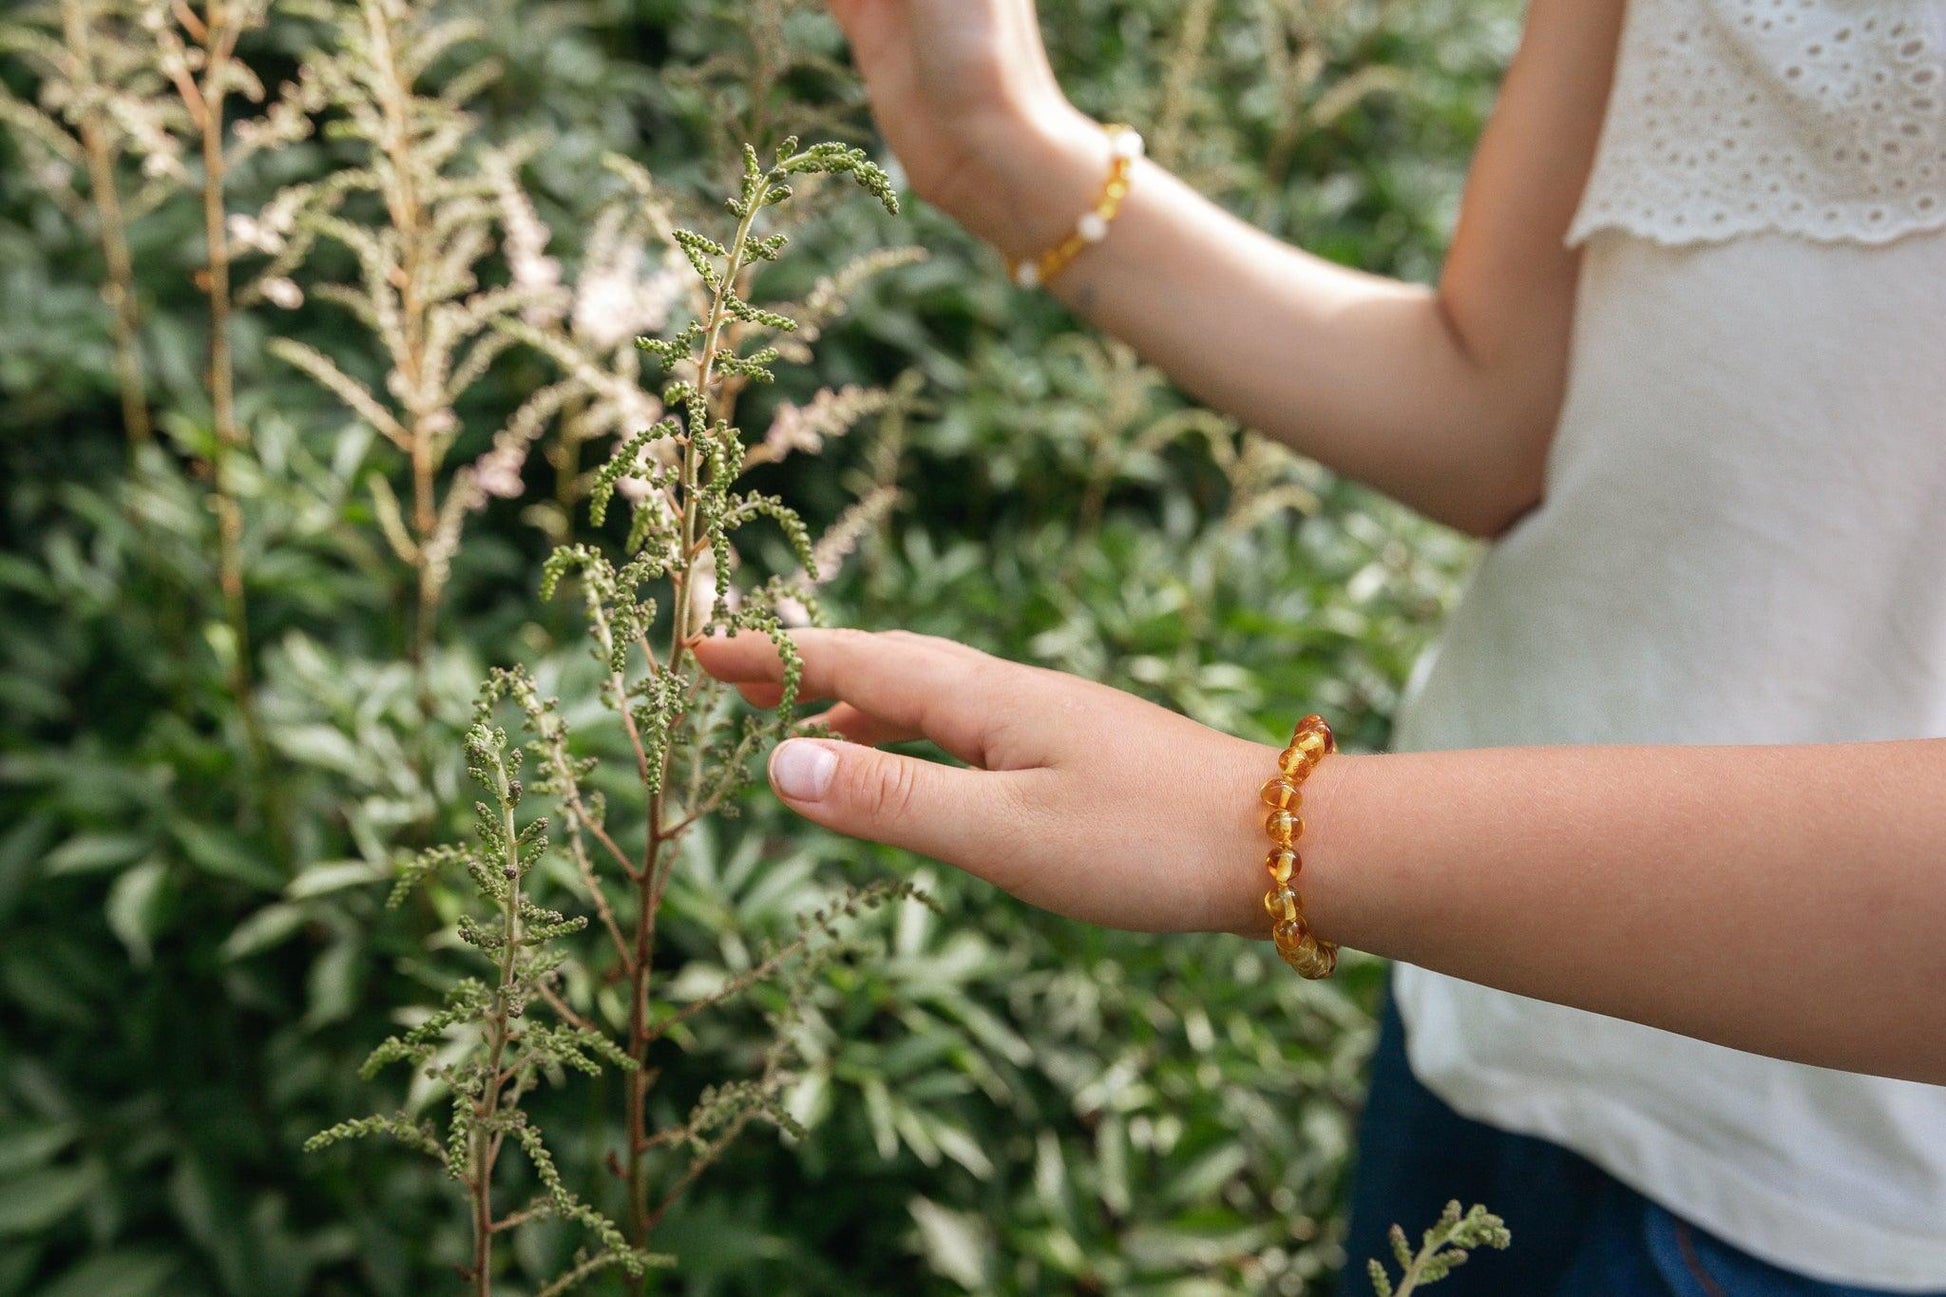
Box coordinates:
[1259,714,1340,979]
[1005,123,1142,288]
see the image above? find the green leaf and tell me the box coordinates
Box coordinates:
[272,724,363,773]
[172,822,282,890]
[106,860,171,967]
[304,938,361,1027]
[285,860,387,899]
[0,1163,99,1236]
[220,903,309,960]
[909,1198,991,1290]
[36,1252,178,1297]
[43,834,150,877]
[0,1122,79,1178]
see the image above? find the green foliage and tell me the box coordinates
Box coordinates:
[0,0,1506,1292]
[1367,1201,1511,1296]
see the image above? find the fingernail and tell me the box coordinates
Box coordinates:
[771,740,837,802]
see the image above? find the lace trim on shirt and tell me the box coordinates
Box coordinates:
[1567,0,1946,248]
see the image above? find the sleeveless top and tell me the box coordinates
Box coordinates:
[1388,0,1946,1288]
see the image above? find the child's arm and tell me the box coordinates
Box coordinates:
[697,629,1946,1088]
[829,0,1626,536]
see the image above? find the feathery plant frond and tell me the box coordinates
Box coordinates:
[252,0,549,669]
[1367,1201,1512,1297]
[308,674,664,1292]
[0,0,193,444]
[537,134,916,1265]
[317,128,925,1294]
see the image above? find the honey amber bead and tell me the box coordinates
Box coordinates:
[1259,714,1337,979]
[1277,746,1314,778]
[1296,714,1334,744]
[1289,935,1337,980]
[1259,776,1302,811]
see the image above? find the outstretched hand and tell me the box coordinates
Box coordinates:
[694,628,1309,937]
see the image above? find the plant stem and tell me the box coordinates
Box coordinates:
[359,0,448,779]
[190,1,276,842]
[470,780,526,1296]
[620,158,767,1267]
[61,0,151,446]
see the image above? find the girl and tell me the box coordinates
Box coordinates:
[694,0,1946,1291]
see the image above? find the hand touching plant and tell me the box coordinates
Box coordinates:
[695,627,1338,938]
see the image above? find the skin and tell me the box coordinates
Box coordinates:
[695,0,1946,1087]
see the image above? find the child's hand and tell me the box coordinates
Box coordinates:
[822,0,1102,255]
[694,628,1328,937]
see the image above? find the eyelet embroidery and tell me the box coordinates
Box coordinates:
[1568,0,1946,247]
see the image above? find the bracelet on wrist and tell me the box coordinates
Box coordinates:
[1005,122,1142,289]
[1260,714,1340,979]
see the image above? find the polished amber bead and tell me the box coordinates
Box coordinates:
[1260,714,1337,978]
[1288,935,1337,979]
[1259,776,1302,811]
[1292,729,1330,761]
[1277,746,1315,778]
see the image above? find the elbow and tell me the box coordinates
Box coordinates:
[1467,488,1545,542]
[1435,464,1547,541]
[1457,402,1558,540]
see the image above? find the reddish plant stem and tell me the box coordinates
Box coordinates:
[189,2,277,842]
[620,175,764,1270]
[62,0,151,445]
[468,783,526,1296]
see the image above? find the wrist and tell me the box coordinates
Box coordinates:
[1291,746,1363,950]
[956,100,1111,260]
[1215,737,1365,951]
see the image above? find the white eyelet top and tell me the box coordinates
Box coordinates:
[1390,0,1946,1288]
[1567,0,1946,246]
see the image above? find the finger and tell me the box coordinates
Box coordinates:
[695,629,1007,764]
[804,701,922,749]
[732,681,787,710]
[768,737,1039,879]
[719,648,950,743]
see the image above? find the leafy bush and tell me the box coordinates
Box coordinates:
[0,0,1506,1292]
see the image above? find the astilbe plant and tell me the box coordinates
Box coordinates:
[308,679,659,1294]
[248,0,543,673]
[0,0,187,447]
[492,145,927,548]
[542,131,905,1254]
[309,135,923,1293]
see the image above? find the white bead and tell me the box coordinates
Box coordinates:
[1110,129,1145,161]
[1077,212,1109,243]
[1012,260,1041,288]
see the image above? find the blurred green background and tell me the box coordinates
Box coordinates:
[0,0,1511,1292]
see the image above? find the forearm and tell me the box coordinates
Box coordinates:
[982,109,1544,536]
[1275,739,1946,1084]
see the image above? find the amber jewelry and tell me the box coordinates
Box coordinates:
[1259,713,1339,979]
[1005,123,1142,289]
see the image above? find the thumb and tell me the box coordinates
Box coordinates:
[768,737,1027,872]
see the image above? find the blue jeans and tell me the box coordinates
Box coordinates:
[1339,987,1939,1296]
